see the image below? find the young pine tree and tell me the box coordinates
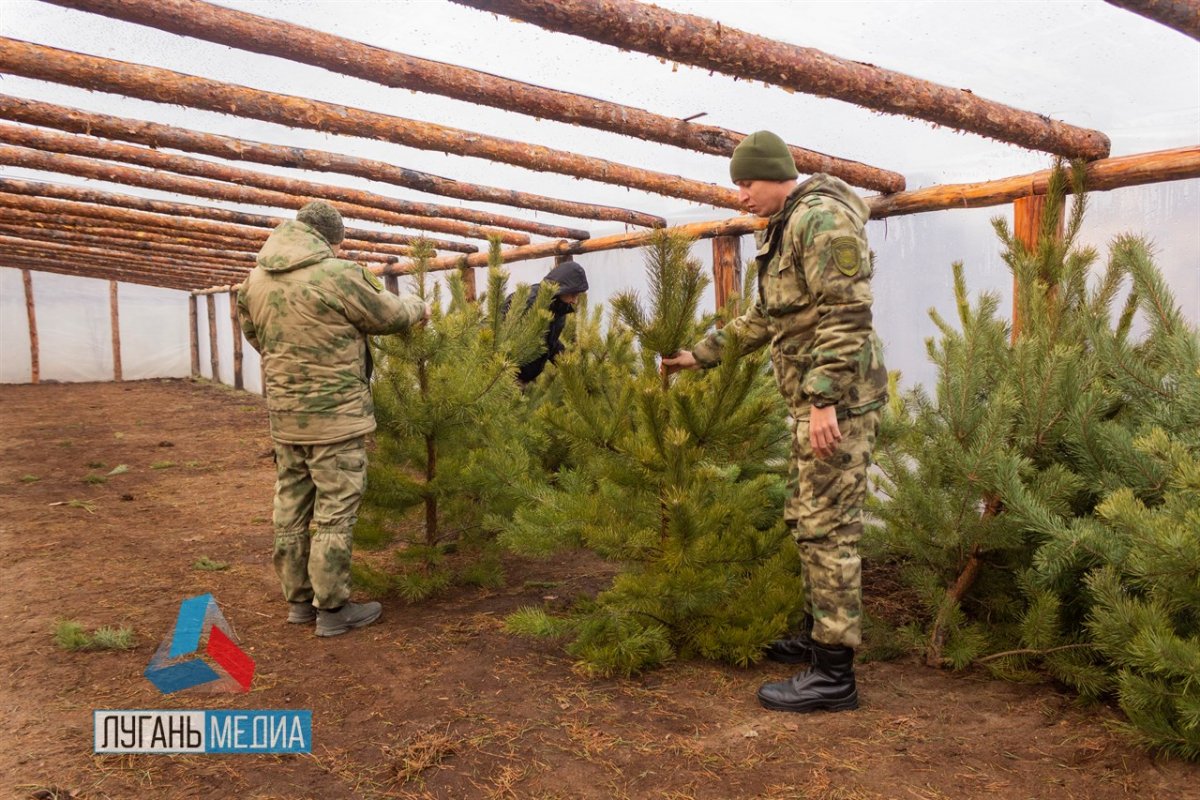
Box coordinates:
[869,163,1200,760]
[503,231,799,676]
[356,239,552,599]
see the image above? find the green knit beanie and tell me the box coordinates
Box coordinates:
[729,130,799,182]
[296,200,345,245]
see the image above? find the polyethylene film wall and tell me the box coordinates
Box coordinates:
[0,268,191,383]
[2,180,1197,392]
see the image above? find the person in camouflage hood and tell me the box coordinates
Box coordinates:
[663,131,887,713]
[238,201,428,637]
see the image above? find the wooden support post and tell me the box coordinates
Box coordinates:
[384,274,399,295]
[21,268,38,384]
[711,235,742,320]
[1011,195,1064,341]
[206,294,219,382]
[188,293,199,378]
[228,289,243,390]
[460,263,477,303]
[109,279,122,381]
[554,254,573,265]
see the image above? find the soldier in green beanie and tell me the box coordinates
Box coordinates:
[238,200,430,637]
[663,131,887,712]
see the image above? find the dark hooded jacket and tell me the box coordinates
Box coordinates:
[507,260,589,383]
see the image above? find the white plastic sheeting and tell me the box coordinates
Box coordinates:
[5,176,1197,392]
[0,267,190,383]
[115,282,191,380]
[0,267,33,382]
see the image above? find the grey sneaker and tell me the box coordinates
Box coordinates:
[315,601,382,637]
[287,601,317,624]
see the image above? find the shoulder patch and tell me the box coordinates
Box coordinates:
[831,237,861,277]
[362,267,384,292]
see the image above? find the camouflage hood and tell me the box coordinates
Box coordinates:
[256,220,335,273]
[787,174,870,226]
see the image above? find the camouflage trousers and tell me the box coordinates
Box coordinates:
[272,435,366,610]
[785,408,881,649]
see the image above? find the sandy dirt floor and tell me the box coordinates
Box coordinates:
[1,379,1195,800]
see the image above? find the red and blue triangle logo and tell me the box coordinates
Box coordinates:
[144,593,255,694]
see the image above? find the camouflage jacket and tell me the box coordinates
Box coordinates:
[237,220,426,445]
[693,174,887,416]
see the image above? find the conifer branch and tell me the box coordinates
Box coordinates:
[975,642,1096,664]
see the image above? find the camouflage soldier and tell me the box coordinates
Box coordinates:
[238,201,428,637]
[662,131,887,712]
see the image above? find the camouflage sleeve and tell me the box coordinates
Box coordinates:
[235,285,260,353]
[796,204,875,405]
[691,297,771,368]
[336,265,426,335]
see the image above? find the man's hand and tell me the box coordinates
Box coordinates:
[809,404,842,459]
[419,303,433,325]
[660,350,700,375]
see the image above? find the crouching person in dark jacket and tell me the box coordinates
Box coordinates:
[509,260,589,384]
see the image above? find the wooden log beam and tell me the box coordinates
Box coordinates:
[381,146,1200,273]
[0,177,475,253]
[0,114,586,241]
[0,94,664,229]
[454,0,1111,160]
[381,214,765,274]
[109,280,122,381]
[6,254,245,295]
[5,253,214,292]
[1104,0,1200,40]
[3,240,248,282]
[0,207,404,265]
[0,138,530,246]
[0,191,423,257]
[867,146,1200,218]
[44,0,904,193]
[0,224,257,270]
[2,237,250,283]
[0,37,741,210]
[191,285,239,297]
[21,268,39,383]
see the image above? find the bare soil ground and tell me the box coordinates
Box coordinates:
[1,380,1195,800]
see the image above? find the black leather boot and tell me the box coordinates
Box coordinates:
[757,642,858,713]
[764,615,814,664]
